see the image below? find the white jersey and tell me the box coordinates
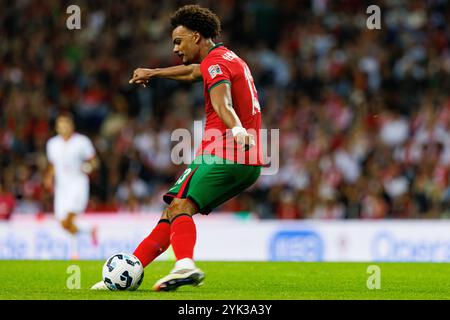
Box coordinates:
[46,133,96,219]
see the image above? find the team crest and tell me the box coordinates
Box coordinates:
[208,64,222,79]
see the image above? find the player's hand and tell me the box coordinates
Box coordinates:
[232,127,256,151]
[129,68,154,87]
[81,162,94,175]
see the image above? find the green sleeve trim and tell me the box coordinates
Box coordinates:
[208,79,231,92]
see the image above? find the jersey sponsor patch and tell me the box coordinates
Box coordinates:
[208,64,223,79]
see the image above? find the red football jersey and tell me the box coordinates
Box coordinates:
[198,43,264,166]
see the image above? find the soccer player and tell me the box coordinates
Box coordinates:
[45,114,99,259]
[92,4,264,291]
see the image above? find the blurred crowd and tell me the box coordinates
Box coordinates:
[1,0,450,220]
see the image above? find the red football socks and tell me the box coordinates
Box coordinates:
[133,219,170,267]
[170,214,196,260]
[133,214,197,267]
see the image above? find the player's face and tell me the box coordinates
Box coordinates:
[56,117,74,138]
[172,26,200,65]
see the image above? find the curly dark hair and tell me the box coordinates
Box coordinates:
[170,4,221,39]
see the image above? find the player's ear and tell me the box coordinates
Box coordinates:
[193,31,201,44]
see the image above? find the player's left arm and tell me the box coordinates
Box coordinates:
[81,156,99,175]
[209,83,255,151]
[81,137,99,175]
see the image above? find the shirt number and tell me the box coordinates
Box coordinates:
[243,64,261,115]
[175,168,192,185]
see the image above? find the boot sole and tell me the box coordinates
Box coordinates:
[154,271,205,292]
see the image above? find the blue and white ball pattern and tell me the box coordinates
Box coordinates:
[102,253,144,291]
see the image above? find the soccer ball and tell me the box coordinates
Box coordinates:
[102,253,144,291]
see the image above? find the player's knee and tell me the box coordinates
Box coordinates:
[61,219,70,231]
[166,199,196,222]
[161,208,170,221]
[67,212,77,222]
[165,206,186,222]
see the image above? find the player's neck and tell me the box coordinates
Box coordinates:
[61,133,74,141]
[199,39,217,62]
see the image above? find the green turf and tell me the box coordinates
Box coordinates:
[0,261,449,299]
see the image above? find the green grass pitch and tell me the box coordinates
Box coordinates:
[1,261,449,300]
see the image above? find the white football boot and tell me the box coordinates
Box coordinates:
[153,258,205,292]
[90,280,109,290]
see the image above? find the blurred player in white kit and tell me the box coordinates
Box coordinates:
[44,113,99,259]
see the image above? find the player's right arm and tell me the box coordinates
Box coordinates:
[44,139,55,191]
[129,64,202,86]
[43,163,54,191]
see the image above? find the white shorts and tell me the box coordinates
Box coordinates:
[54,182,89,220]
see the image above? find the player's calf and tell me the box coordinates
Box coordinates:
[133,218,171,267]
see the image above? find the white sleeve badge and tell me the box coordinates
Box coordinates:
[208,64,223,79]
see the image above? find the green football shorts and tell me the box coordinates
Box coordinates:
[163,154,261,214]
